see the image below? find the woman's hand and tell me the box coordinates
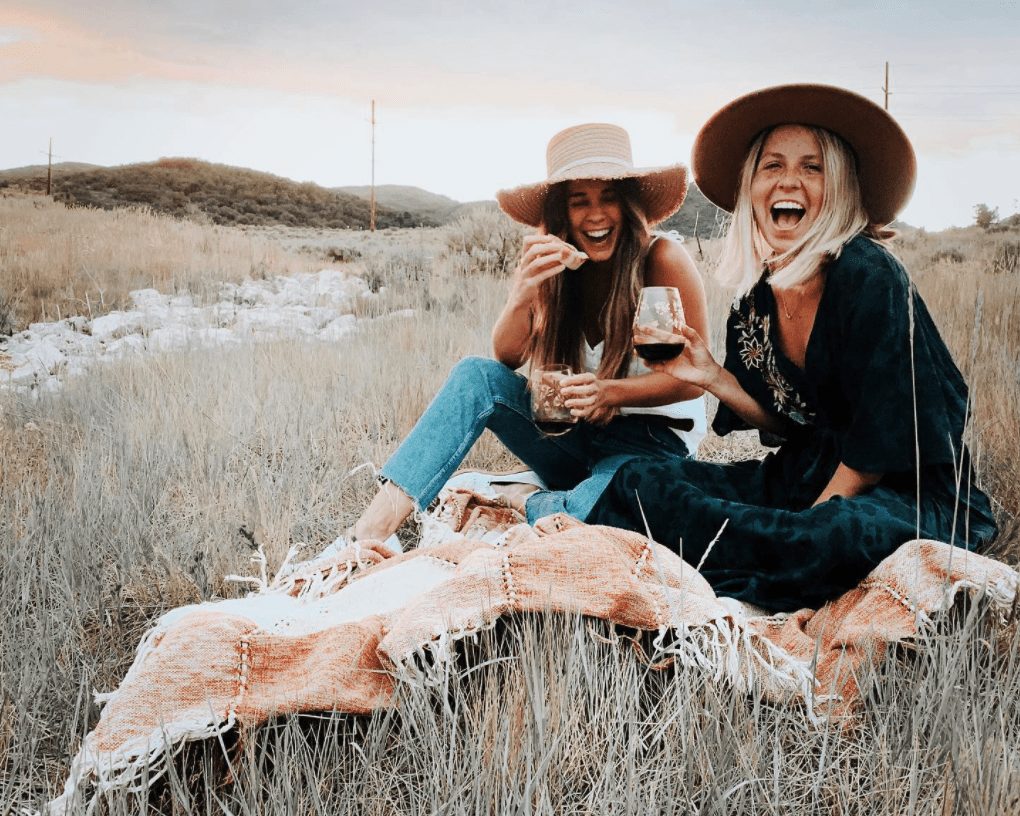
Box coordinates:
[508,234,581,308]
[560,372,617,426]
[638,324,722,391]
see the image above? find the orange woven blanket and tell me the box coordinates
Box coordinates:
[50,496,1018,811]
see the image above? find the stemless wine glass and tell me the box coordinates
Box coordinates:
[633,286,686,362]
[530,364,578,436]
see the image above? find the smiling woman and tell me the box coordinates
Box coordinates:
[586,84,999,613]
[750,126,826,253]
[345,123,710,547]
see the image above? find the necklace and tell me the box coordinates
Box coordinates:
[773,286,799,320]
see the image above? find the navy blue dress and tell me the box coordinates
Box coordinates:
[587,235,998,612]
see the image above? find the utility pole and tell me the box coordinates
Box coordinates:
[46,137,53,196]
[883,62,890,111]
[369,99,376,232]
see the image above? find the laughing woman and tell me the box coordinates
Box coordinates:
[349,123,709,547]
[587,85,998,612]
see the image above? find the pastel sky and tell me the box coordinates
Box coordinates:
[2,0,1018,229]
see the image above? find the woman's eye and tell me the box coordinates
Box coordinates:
[805,163,822,172]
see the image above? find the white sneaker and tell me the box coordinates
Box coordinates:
[329,531,402,556]
[445,469,547,498]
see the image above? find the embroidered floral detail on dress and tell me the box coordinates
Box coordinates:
[733,301,815,426]
[738,334,765,370]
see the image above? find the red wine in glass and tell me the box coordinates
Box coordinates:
[634,341,685,362]
[633,286,686,365]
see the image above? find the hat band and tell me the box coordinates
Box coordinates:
[550,155,634,179]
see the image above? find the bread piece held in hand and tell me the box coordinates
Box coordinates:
[563,244,589,270]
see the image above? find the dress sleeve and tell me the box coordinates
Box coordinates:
[834,247,966,474]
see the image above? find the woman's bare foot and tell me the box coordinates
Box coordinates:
[351,481,415,542]
[496,482,540,515]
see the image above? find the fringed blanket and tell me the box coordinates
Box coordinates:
[50,491,1018,812]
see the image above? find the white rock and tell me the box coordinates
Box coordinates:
[129,289,166,309]
[106,335,146,358]
[1,268,396,391]
[192,327,236,347]
[147,325,193,352]
[91,312,144,342]
[22,340,65,374]
[318,315,358,341]
[8,363,41,383]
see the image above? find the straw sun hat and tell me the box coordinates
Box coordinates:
[692,83,916,225]
[496,123,688,227]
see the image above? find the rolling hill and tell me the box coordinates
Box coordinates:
[0,158,723,234]
[335,184,462,224]
[0,159,433,229]
[657,184,728,239]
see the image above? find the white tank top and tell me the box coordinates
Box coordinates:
[580,232,707,453]
[581,339,707,454]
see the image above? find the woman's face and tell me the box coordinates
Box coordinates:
[565,179,623,263]
[750,125,825,255]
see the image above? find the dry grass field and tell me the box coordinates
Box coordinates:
[1,197,1018,813]
[0,196,322,333]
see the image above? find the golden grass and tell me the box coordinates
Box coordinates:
[0,195,321,330]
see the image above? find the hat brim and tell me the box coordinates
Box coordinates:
[692,84,916,225]
[496,164,689,228]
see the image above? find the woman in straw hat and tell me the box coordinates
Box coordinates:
[586,84,998,612]
[348,123,709,548]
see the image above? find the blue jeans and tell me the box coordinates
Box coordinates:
[380,356,690,524]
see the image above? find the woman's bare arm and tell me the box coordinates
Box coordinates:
[492,234,576,368]
[812,463,882,506]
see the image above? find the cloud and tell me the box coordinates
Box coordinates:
[2,0,1017,227]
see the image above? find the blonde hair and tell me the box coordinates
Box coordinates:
[528,178,650,379]
[715,125,884,295]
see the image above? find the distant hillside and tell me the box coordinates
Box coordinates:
[335,185,461,224]
[0,161,101,178]
[659,185,728,239]
[0,159,723,233]
[0,159,432,229]
[334,183,723,235]
[0,162,102,194]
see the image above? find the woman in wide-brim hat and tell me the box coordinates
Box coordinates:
[586,84,998,612]
[348,122,710,547]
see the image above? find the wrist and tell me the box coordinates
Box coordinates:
[506,290,534,315]
[601,378,622,408]
[702,363,727,395]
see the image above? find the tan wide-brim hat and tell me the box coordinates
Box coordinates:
[496,123,688,227]
[692,84,916,225]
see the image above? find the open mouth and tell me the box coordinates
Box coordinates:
[582,227,613,246]
[770,201,806,231]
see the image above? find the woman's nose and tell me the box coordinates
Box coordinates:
[778,170,801,189]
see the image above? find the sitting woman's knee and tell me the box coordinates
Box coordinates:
[449,356,519,389]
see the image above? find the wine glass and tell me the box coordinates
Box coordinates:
[633,286,686,362]
[530,364,578,436]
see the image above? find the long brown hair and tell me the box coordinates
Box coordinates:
[527,178,651,379]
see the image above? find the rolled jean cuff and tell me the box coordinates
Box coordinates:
[524,453,637,525]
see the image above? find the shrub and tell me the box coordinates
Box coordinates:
[324,246,363,263]
[440,207,524,278]
[930,247,965,264]
[0,288,19,337]
[992,241,1020,275]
